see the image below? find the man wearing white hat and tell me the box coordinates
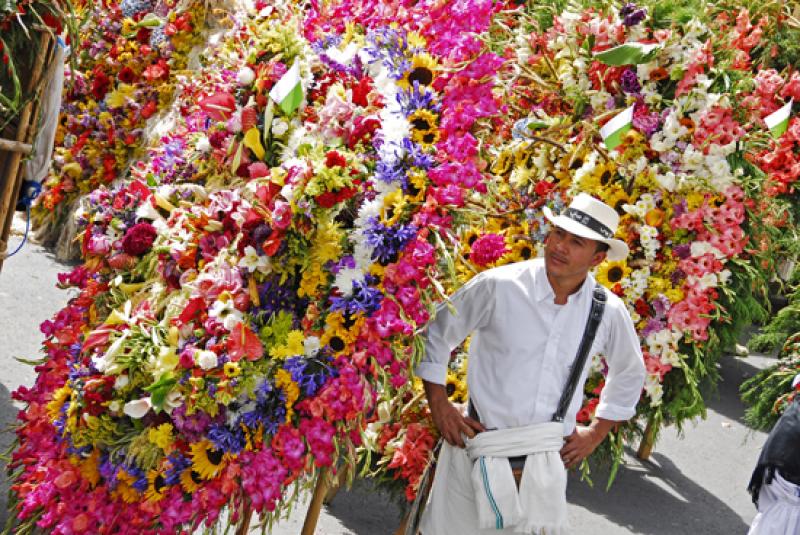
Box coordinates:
[415,193,646,534]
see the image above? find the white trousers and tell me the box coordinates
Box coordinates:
[748,472,800,535]
[420,422,567,535]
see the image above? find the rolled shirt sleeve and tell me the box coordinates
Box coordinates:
[595,300,647,421]
[415,272,495,385]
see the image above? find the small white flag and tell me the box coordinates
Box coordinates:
[600,105,635,151]
[764,99,793,139]
[269,62,303,115]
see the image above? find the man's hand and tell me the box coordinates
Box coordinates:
[559,418,618,468]
[424,381,485,448]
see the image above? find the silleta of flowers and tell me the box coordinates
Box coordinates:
[31,0,204,243]
[7,0,800,532]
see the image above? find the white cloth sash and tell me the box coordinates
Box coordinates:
[748,472,800,535]
[420,422,567,535]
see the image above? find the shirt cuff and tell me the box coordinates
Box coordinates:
[595,401,636,422]
[414,362,448,385]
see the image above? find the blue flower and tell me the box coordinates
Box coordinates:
[208,424,246,454]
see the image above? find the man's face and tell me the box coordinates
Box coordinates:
[543,227,606,280]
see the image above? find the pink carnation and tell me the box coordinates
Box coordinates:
[470,233,507,266]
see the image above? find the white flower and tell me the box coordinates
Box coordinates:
[114,375,129,389]
[644,375,664,406]
[195,349,218,370]
[238,245,271,273]
[325,42,359,65]
[123,397,152,419]
[272,118,289,136]
[237,66,256,86]
[109,401,121,412]
[334,267,363,296]
[656,171,677,191]
[163,390,183,414]
[195,135,211,153]
[304,336,321,357]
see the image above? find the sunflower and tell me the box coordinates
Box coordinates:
[180,468,204,493]
[603,186,630,214]
[321,311,363,354]
[446,371,468,403]
[408,109,440,147]
[512,141,535,169]
[399,53,438,89]
[491,148,514,176]
[595,260,632,288]
[508,240,536,263]
[405,170,427,203]
[190,440,227,480]
[113,470,141,504]
[145,469,169,502]
[223,361,241,378]
[380,188,408,226]
[77,449,101,488]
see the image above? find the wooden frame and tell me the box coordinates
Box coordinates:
[0,27,57,272]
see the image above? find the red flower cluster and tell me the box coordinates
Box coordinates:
[121,222,157,256]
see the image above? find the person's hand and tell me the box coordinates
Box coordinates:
[423,380,485,447]
[559,425,605,469]
[429,397,485,448]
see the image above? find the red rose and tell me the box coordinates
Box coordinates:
[121,222,157,256]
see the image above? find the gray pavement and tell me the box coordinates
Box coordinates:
[0,223,772,534]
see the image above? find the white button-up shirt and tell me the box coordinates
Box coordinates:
[416,258,646,434]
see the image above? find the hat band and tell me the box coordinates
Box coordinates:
[564,207,613,239]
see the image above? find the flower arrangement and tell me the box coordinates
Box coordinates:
[7,1,800,531]
[31,0,205,244]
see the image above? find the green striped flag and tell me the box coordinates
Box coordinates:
[600,105,634,151]
[269,62,303,115]
[764,99,793,139]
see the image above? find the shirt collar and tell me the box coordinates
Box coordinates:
[532,258,595,304]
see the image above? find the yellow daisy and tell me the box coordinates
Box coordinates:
[603,186,630,214]
[223,361,241,378]
[189,440,227,480]
[491,148,514,176]
[509,240,536,263]
[408,109,440,147]
[595,260,632,288]
[446,371,467,404]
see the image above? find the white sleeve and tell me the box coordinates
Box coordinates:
[415,272,495,385]
[595,301,646,421]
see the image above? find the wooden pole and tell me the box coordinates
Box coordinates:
[0,138,32,154]
[322,463,349,505]
[0,30,54,271]
[234,498,253,535]
[300,467,330,535]
[394,513,411,535]
[636,414,658,461]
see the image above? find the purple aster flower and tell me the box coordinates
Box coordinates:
[621,69,641,94]
[208,423,246,454]
[330,278,384,316]
[363,217,418,265]
[672,243,691,259]
[620,3,647,26]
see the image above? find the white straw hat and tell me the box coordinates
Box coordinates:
[542,193,629,261]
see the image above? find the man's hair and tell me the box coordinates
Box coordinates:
[595,242,610,254]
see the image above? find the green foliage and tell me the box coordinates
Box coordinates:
[650,0,709,28]
[750,281,800,353]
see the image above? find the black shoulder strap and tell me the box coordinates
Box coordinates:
[552,283,607,423]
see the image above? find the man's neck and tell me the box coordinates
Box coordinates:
[546,272,587,305]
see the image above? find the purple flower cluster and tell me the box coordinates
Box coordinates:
[621,68,641,94]
[620,3,647,26]
[330,276,383,316]
[363,217,418,265]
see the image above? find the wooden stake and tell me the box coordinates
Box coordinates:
[234,498,253,535]
[300,467,330,535]
[322,463,349,505]
[637,415,657,461]
[0,138,32,155]
[394,513,411,535]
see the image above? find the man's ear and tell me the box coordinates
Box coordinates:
[591,250,607,267]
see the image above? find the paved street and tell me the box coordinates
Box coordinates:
[0,231,771,534]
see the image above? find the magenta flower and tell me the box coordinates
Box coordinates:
[470,233,507,266]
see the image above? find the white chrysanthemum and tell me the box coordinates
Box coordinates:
[195,350,218,370]
[333,267,363,296]
[303,335,321,357]
[237,66,255,86]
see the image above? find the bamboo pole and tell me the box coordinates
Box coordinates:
[0,30,54,271]
[0,138,32,154]
[300,467,330,535]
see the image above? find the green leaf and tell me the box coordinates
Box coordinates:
[144,373,177,411]
[594,42,661,66]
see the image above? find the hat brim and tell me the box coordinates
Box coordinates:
[543,206,629,262]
